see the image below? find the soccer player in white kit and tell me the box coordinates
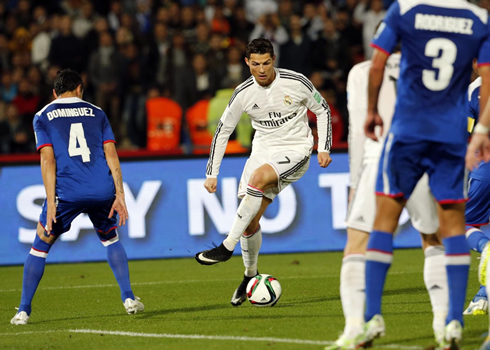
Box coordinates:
[195,38,333,306]
[328,52,448,349]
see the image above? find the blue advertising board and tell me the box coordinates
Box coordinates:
[1,153,431,265]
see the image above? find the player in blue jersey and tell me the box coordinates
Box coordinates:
[464,66,490,317]
[358,0,490,348]
[10,69,143,325]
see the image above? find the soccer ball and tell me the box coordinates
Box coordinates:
[246,274,282,307]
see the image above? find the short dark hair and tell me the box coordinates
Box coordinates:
[54,69,83,96]
[246,38,274,59]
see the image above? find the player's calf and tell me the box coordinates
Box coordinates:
[12,229,55,324]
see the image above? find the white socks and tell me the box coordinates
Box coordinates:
[241,226,262,277]
[424,245,448,339]
[223,185,264,251]
[340,254,366,337]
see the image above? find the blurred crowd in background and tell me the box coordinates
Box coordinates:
[0,0,488,155]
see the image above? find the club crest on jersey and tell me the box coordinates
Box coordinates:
[284,96,292,106]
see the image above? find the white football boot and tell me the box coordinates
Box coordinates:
[356,314,385,348]
[463,298,488,316]
[437,320,462,350]
[326,332,362,350]
[10,311,29,325]
[124,296,144,314]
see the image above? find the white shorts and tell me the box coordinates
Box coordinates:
[346,162,439,233]
[238,149,310,201]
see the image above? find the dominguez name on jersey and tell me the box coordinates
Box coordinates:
[46,108,96,121]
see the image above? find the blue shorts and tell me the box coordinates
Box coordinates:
[375,133,467,203]
[39,198,118,236]
[466,178,490,226]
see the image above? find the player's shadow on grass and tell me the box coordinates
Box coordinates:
[383,286,426,296]
[274,295,339,307]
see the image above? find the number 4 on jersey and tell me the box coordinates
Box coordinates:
[68,123,91,162]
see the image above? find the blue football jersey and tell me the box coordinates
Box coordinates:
[467,77,490,181]
[372,0,490,145]
[33,97,116,202]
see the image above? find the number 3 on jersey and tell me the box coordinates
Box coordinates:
[422,38,457,91]
[68,123,91,162]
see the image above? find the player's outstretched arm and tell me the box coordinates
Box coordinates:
[40,146,57,235]
[204,177,218,193]
[467,65,490,170]
[104,142,128,226]
[318,152,332,168]
[365,49,389,141]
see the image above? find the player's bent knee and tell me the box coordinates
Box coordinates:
[344,228,369,255]
[36,224,57,244]
[249,165,277,190]
[30,234,53,258]
[420,232,442,247]
[97,228,119,246]
[243,224,261,237]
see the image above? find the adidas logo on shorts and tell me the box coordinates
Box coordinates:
[252,104,260,110]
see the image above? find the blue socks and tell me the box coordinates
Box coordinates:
[365,230,393,321]
[443,235,470,325]
[19,236,52,315]
[106,241,134,301]
[466,227,489,253]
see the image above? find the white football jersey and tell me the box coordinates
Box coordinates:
[347,53,400,188]
[206,68,332,177]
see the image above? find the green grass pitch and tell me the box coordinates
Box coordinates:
[0,249,486,349]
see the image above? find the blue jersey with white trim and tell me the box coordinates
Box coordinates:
[372,0,490,144]
[467,77,490,181]
[33,97,116,202]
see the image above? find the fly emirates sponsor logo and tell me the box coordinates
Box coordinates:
[258,112,297,128]
[47,108,95,121]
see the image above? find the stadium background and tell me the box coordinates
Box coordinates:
[0,0,488,266]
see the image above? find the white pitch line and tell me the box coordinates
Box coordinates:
[0,275,338,293]
[0,329,424,349]
[0,330,59,336]
[71,329,424,349]
[71,329,331,346]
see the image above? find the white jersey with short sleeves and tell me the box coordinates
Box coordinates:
[347,53,400,188]
[206,68,332,177]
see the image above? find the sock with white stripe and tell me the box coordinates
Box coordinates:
[107,239,135,301]
[340,254,365,337]
[423,246,448,338]
[241,225,262,277]
[18,235,53,315]
[223,185,264,251]
[443,235,470,325]
[466,227,489,253]
[365,230,393,321]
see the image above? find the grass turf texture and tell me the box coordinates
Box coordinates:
[0,249,486,350]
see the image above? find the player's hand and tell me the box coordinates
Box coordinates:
[466,133,490,171]
[109,194,129,226]
[45,202,57,235]
[365,110,383,141]
[204,177,218,193]
[318,152,332,168]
